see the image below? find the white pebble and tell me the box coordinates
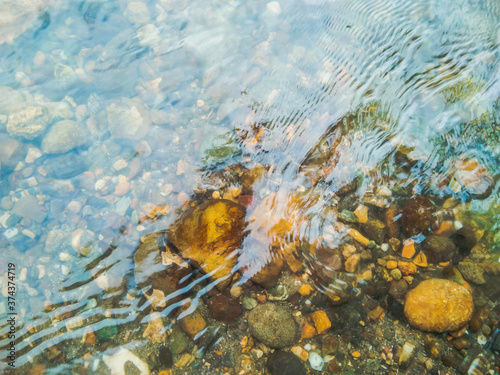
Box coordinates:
[36,265,46,279]
[59,252,71,261]
[61,265,70,275]
[381,243,389,252]
[21,229,36,239]
[25,147,43,163]
[267,1,281,14]
[308,352,324,371]
[113,159,128,171]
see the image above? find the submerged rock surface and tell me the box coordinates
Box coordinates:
[404,278,473,332]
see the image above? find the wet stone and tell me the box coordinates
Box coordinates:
[404,279,473,332]
[168,327,189,355]
[401,195,434,236]
[242,296,258,310]
[166,199,245,290]
[41,120,87,154]
[266,350,306,375]
[159,345,173,368]
[106,97,150,140]
[207,294,242,323]
[361,219,386,244]
[12,195,46,223]
[248,303,297,349]
[0,134,24,168]
[457,260,486,285]
[43,153,86,179]
[423,235,457,263]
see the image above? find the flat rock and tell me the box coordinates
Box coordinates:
[12,195,46,223]
[404,279,473,332]
[43,153,87,179]
[248,303,297,348]
[266,350,306,375]
[166,199,245,289]
[41,120,87,154]
[0,134,23,168]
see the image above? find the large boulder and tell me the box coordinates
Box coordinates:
[404,279,473,332]
[166,199,245,290]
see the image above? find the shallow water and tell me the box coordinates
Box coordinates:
[0,0,499,374]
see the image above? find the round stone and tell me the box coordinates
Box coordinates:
[404,279,473,332]
[248,303,297,348]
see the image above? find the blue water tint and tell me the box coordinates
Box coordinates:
[0,0,499,373]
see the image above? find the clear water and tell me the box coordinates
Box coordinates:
[0,0,499,374]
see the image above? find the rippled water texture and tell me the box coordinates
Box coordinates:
[0,0,499,374]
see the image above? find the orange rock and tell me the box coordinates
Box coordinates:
[367,306,385,321]
[384,204,400,238]
[351,351,361,358]
[311,310,331,334]
[83,329,96,345]
[27,364,46,375]
[401,239,416,259]
[439,261,450,267]
[404,279,473,332]
[301,323,317,339]
[179,309,206,337]
[397,260,417,276]
[434,220,455,236]
[251,257,284,289]
[158,371,170,375]
[143,313,167,343]
[166,200,245,290]
[298,284,314,296]
[413,253,428,268]
[257,294,267,304]
[386,260,398,269]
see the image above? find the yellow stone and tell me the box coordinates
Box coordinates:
[386,260,398,269]
[311,310,331,334]
[347,228,370,247]
[401,239,416,259]
[404,279,473,332]
[413,252,428,268]
[351,351,361,358]
[179,309,206,337]
[298,284,314,296]
[291,346,309,361]
[353,204,368,223]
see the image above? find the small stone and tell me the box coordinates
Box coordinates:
[159,345,173,368]
[412,253,428,268]
[345,253,361,273]
[390,268,403,280]
[398,342,415,369]
[180,309,206,337]
[266,1,281,15]
[339,210,359,223]
[230,285,243,298]
[361,219,386,244]
[401,239,416,259]
[353,204,368,223]
[174,353,193,368]
[322,336,339,355]
[12,195,46,223]
[386,260,398,269]
[351,351,361,358]
[423,235,457,263]
[298,284,313,296]
[242,296,258,310]
[124,1,150,24]
[452,157,494,199]
[103,348,150,375]
[308,352,324,371]
[143,312,167,343]
[168,328,189,354]
[311,310,331,334]
[347,228,370,247]
[207,294,242,323]
[7,104,52,140]
[404,279,473,332]
[367,306,385,321]
[301,324,316,339]
[401,195,434,236]
[114,175,130,196]
[397,260,417,276]
[113,159,128,171]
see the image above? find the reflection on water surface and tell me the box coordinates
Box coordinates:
[0,0,499,374]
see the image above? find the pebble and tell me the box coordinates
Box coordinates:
[25,147,42,163]
[242,296,258,310]
[311,310,331,334]
[266,350,306,375]
[103,348,150,375]
[248,303,297,348]
[207,294,242,323]
[308,352,324,371]
[113,159,128,171]
[41,120,87,154]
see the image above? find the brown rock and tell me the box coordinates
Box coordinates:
[404,279,473,332]
[301,324,317,339]
[345,253,361,273]
[179,309,206,337]
[384,204,400,238]
[361,219,386,244]
[401,195,434,236]
[423,235,457,263]
[251,257,284,289]
[166,199,245,290]
[397,261,417,276]
[207,294,242,323]
[389,279,408,300]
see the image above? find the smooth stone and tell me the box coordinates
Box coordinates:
[207,294,242,323]
[404,279,473,332]
[12,195,46,223]
[248,303,297,348]
[457,260,486,285]
[106,97,150,139]
[0,86,25,114]
[266,350,306,375]
[159,345,173,368]
[102,348,149,375]
[166,199,245,290]
[168,327,189,355]
[361,219,387,244]
[43,153,86,179]
[401,195,434,236]
[41,120,87,154]
[242,296,258,310]
[0,134,24,168]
